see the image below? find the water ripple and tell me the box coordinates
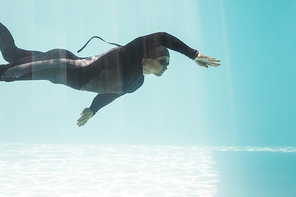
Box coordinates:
[0,144,218,197]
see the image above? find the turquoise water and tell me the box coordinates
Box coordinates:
[1,0,296,196]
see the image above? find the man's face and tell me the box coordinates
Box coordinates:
[147,56,170,77]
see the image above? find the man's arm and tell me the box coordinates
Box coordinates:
[123,32,199,60]
[124,32,220,68]
[77,93,124,127]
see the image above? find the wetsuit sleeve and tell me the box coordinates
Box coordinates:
[123,32,199,60]
[89,93,124,115]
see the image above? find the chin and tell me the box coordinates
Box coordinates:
[154,73,163,77]
[154,72,165,77]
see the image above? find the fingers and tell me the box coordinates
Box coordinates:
[195,55,220,68]
[209,58,220,63]
[78,115,89,123]
[195,59,219,68]
[77,119,86,127]
[206,57,220,64]
[77,116,87,127]
[77,114,91,127]
[208,61,220,67]
[206,58,220,67]
[77,108,93,127]
[77,118,88,127]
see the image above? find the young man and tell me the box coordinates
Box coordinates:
[0,23,220,126]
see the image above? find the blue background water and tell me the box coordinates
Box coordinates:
[1,0,296,146]
[1,0,296,196]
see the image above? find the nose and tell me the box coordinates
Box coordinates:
[163,65,167,70]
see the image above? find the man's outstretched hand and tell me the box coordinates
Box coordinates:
[77,108,94,127]
[194,54,220,68]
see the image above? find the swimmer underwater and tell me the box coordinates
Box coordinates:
[0,23,220,127]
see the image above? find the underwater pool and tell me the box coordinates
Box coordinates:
[1,0,296,196]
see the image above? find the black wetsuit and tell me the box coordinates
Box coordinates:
[0,23,198,115]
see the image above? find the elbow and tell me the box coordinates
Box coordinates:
[151,32,172,46]
[157,32,170,39]
[150,32,171,39]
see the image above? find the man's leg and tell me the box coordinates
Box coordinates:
[0,22,44,63]
[1,49,86,89]
[0,64,9,81]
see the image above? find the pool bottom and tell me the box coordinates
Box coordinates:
[1,144,295,197]
[0,144,218,197]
